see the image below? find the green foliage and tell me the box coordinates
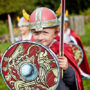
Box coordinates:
[80,8,90,15]
[0,0,37,15]
[35,0,60,11]
[87,54,90,64]
[0,75,9,90]
[0,21,9,35]
[80,23,90,46]
[35,0,90,14]
[0,42,11,53]
[83,79,90,90]
[66,0,89,14]
[0,0,90,16]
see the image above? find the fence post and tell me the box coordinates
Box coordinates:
[69,15,85,35]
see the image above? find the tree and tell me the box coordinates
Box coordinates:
[0,0,37,15]
[0,0,89,18]
[36,0,90,14]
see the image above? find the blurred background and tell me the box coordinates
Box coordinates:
[0,0,90,89]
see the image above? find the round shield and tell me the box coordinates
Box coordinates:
[1,41,60,90]
[69,43,83,65]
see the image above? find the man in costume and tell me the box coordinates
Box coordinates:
[28,7,84,90]
[56,15,90,78]
[56,4,90,77]
[15,9,33,41]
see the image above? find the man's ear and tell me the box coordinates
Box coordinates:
[57,25,60,32]
[55,30,59,36]
[66,21,70,27]
[30,29,34,33]
[55,26,60,35]
[54,30,59,40]
[68,22,70,27]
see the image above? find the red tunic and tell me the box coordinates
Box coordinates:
[70,30,90,74]
[55,30,90,75]
[50,41,84,90]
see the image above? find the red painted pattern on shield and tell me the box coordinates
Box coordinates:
[1,42,59,90]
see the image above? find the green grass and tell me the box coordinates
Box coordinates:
[0,21,9,35]
[83,79,90,90]
[79,23,90,90]
[0,42,11,53]
[0,42,11,90]
[0,76,9,90]
[80,23,90,46]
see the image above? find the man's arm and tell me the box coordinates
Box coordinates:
[63,65,75,86]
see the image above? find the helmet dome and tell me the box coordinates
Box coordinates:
[18,17,29,27]
[28,7,60,31]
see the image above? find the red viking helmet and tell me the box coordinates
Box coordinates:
[18,17,29,27]
[28,7,60,31]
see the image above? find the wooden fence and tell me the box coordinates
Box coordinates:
[69,15,85,35]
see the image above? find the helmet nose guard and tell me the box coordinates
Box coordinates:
[28,7,60,31]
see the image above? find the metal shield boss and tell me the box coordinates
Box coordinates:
[1,41,60,90]
[69,43,83,65]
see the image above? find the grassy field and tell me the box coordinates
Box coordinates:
[79,23,90,90]
[0,23,90,90]
[80,22,90,46]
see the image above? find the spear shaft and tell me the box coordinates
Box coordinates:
[59,0,65,79]
[8,14,14,43]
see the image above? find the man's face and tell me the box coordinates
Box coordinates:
[19,26,28,35]
[64,22,69,31]
[32,28,56,46]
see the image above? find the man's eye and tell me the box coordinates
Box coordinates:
[43,32,48,34]
[34,32,39,34]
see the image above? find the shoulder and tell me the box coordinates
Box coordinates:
[50,41,59,54]
[70,30,80,39]
[64,43,73,52]
[50,41,73,55]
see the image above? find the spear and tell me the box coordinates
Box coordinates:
[59,0,65,78]
[8,14,14,43]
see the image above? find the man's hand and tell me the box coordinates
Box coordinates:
[58,56,68,70]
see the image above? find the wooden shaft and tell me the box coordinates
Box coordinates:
[59,0,65,79]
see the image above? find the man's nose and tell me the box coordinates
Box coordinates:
[38,34,44,41]
[38,34,43,40]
